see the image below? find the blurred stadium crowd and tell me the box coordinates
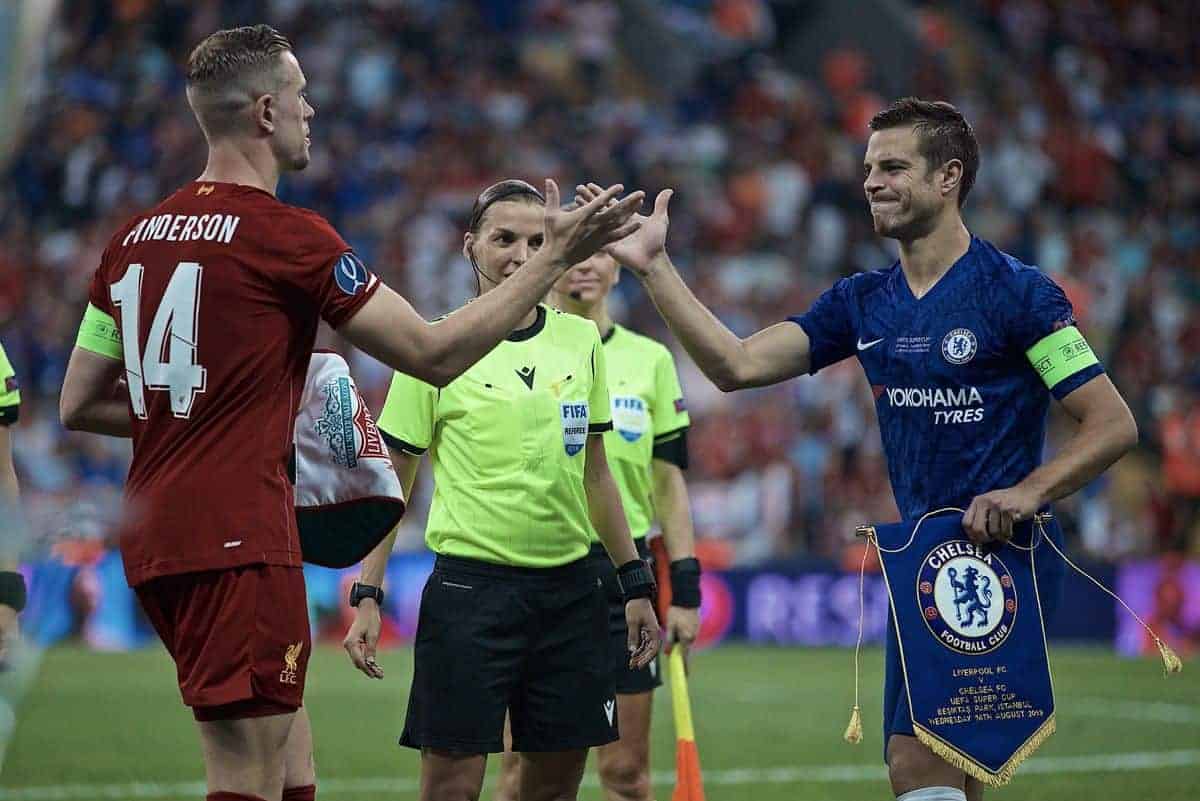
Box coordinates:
[1,0,1197,569]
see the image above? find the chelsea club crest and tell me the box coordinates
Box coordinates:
[917,541,1017,655]
[941,328,977,365]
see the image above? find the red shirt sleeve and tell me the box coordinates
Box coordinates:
[87,242,119,317]
[275,209,380,328]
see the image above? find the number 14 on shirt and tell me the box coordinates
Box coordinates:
[109,261,208,419]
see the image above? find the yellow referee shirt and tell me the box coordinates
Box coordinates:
[593,324,690,541]
[377,305,612,568]
[0,342,19,427]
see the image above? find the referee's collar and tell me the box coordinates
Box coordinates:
[507,305,547,342]
[600,324,617,344]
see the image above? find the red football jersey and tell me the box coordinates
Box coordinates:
[88,181,379,585]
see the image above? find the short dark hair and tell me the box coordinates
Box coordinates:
[868,98,979,207]
[185,25,294,138]
[467,179,545,234]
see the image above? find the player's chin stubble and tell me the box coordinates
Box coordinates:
[874,207,935,242]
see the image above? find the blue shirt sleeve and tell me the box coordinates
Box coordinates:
[787,277,857,374]
[1008,269,1104,400]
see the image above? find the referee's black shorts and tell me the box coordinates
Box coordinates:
[400,553,618,754]
[588,539,663,695]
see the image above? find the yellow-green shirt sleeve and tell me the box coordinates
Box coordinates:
[652,346,690,440]
[376,370,438,454]
[75,302,123,361]
[588,335,612,433]
[0,342,19,426]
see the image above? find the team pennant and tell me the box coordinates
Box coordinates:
[868,511,1056,786]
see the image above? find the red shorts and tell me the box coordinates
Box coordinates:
[135,564,311,721]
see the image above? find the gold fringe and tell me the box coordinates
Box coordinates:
[914,715,1056,787]
[1156,638,1183,675]
[843,705,863,744]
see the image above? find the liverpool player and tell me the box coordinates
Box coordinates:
[57,25,642,801]
[578,98,1138,801]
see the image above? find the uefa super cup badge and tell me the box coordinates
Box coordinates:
[941,328,977,364]
[917,541,1017,655]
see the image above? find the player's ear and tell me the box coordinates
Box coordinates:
[940,158,964,200]
[462,232,475,261]
[255,94,275,135]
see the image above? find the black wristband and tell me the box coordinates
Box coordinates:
[616,559,657,602]
[0,571,26,613]
[669,557,702,608]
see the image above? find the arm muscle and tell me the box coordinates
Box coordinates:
[1018,375,1138,506]
[60,348,132,437]
[584,435,639,565]
[641,257,810,390]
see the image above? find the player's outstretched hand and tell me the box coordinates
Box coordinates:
[574,182,673,277]
[665,605,700,660]
[342,601,384,679]
[542,179,644,269]
[963,487,1039,545]
[0,605,18,670]
[625,598,662,669]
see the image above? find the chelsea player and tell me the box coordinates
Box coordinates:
[577,98,1138,801]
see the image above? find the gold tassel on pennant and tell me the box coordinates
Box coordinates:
[844,526,875,745]
[1035,520,1183,677]
[1155,638,1183,675]
[844,705,863,745]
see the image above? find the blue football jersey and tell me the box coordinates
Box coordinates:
[791,236,1105,520]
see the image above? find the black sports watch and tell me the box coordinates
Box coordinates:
[349,581,385,608]
[616,559,657,602]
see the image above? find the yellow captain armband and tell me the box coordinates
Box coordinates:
[75,303,123,360]
[1024,325,1099,390]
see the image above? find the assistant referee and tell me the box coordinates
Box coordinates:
[0,342,25,664]
[343,180,661,801]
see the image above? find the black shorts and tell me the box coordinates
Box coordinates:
[588,540,663,695]
[400,553,617,754]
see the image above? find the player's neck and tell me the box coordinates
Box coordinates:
[897,217,971,299]
[198,141,280,196]
[550,293,612,336]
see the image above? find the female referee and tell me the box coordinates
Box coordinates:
[496,251,701,801]
[343,179,661,801]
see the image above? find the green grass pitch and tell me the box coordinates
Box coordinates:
[0,645,1196,800]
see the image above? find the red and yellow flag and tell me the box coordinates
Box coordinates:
[668,647,705,801]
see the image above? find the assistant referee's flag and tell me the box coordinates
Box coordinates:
[668,647,706,801]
